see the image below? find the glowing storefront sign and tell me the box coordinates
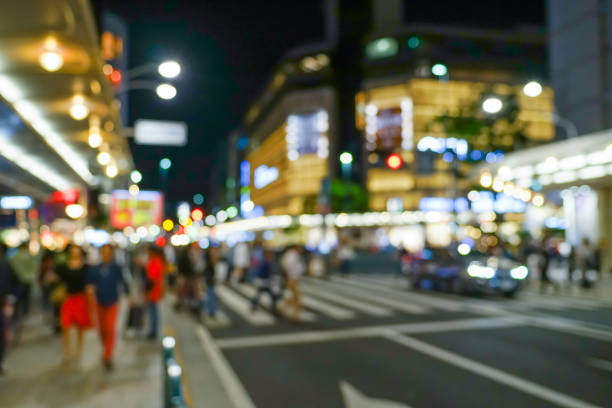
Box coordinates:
[0,196,32,210]
[254,165,278,189]
[419,197,454,212]
[110,190,163,229]
[286,110,329,161]
[240,161,250,187]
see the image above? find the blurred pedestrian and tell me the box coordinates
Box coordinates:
[57,244,94,362]
[0,243,16,375]
[86,244,126,370]
[175,247,194,310]
[281,245,305,321]
[231,241,250,284]
[202,247,219,319]
[336,239,355,276]
[145,246,165,340]
[9,242,40,318]
[574,238,596,290]
[251,249,278,314]
[39,251,61,333]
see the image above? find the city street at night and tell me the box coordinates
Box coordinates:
[183,274,612,408]
[1,0,612,407]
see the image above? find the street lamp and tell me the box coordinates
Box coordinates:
[119,60,181,100]
[156,83,177,100]
[158,61,181,79]
[523,81,542,97]
[482,97,503,114]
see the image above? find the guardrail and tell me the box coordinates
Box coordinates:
[162,336,188,408]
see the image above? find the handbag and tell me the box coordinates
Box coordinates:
[49,283,67,305]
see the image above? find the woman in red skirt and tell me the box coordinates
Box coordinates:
[57,244,94,362]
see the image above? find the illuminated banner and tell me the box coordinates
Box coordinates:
[254,165,278,188]
[110,190,163,229]
[134,119,187,146]
[0,196,32,210]
[375,107,402,150]
[286,110,329,160]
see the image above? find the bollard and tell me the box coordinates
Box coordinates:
[167,360,185,407]
[161,336,187,408]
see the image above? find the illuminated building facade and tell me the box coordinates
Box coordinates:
[235,2,555,217]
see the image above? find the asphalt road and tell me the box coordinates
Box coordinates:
[190,274,612,408]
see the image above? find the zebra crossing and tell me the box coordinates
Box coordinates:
[202,275,612,329]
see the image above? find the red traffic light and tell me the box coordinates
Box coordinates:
[386,153,403,170]
[191,208,204,221]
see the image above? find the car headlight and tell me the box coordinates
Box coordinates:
[510,265,528,280]
[467,264,495,279]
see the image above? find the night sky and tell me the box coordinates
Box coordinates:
[92,0,545,209]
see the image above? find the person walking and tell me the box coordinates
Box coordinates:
[336,239,355,276]
[9,243,40,318]
[251,249,278,315]
[86,244,126,370]
[231,241,250,284]
[202,247,219,319]
[0,243,16,375]
[57,244,94,363]
[145,246,165,340]
[280,245,305,321]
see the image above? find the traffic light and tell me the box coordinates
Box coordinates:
[386,153,403,170]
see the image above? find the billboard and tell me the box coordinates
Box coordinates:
[110,190,163,229]
[134,119,187,146]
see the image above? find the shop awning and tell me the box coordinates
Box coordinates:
[476,130,612,191]
[0,0,132,197]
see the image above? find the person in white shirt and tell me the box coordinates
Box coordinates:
[231,242,250,284]
[280,245,305,321]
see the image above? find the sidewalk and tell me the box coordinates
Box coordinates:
[0,303,161,408]
[522,272,612,302]
[162,300,235,408]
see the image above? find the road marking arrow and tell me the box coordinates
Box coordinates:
[340,381,412,408]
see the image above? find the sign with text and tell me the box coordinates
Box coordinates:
[134,119,187,146]
[110,190,163,229]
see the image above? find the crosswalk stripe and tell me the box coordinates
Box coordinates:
[234,284,317,322]
[306,278,430,314]
[203,310,232,328]
[520,293,601,311]
[301,283,393,317]
[326,276,461,312]
[300,295,356,320]
[216,285,276,325]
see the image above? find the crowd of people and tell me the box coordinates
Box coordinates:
[0,241,167,374]
[522,236,607,294]
[171,240,354,323]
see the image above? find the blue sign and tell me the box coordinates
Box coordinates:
[240,161,250,187]
[254,165,278,189]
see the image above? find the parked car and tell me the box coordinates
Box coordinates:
[404,247,528,297]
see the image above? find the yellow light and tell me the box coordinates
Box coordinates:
[128,184,139,196]
[179,216,192,227]
[105,164,118,178]
[69,95,89,120]
[103,64,113,75]
[97,151,111,165]
[88,129,102,148]
[492,178,504,192]
[162,219,174,231]
[532,194,545,207]
[480,172,492,188]
[39,51,64,72]
[65,204,84,219]
[520,189,532,202]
